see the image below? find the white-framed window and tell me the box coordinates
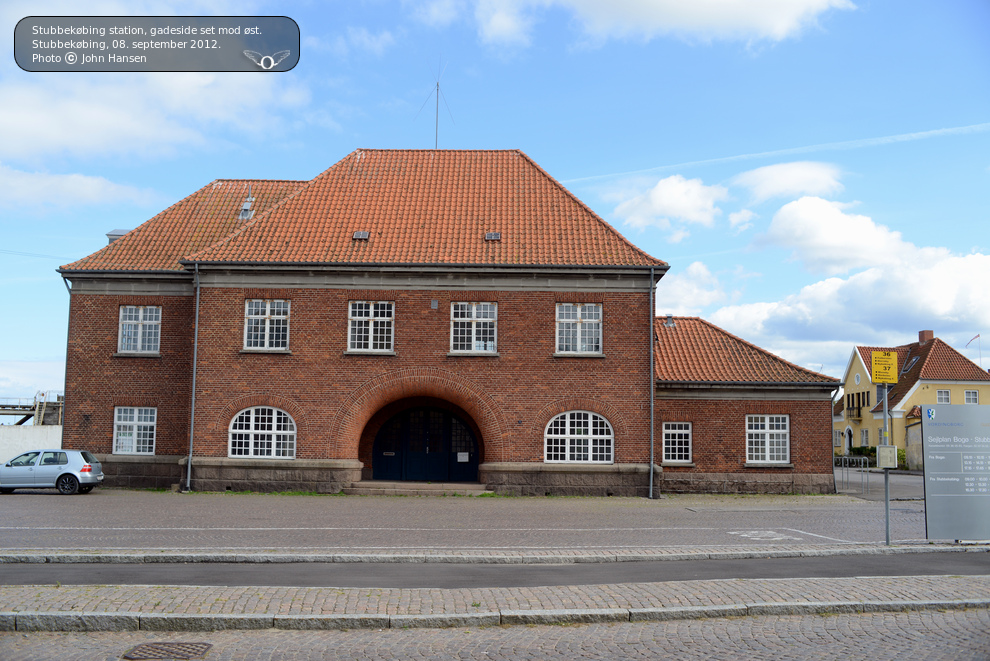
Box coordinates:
[833,430,842,448]
[451,302,497,352]
[663,422,692,463]
[860,428,870,447]
[244,299,289,350]
[556,303,601,354]
[229,407,296,458]
[746,414,789,463]
[114,406,157,454]
[965,390,979,404]
[937,389,950,404]
[544,411,613,463]
[348,301,394,352]
[878,426,885,445]
[118,305,161,353]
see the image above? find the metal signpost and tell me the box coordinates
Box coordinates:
[871,351,898,545]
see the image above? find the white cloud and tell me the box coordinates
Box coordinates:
[733,161,843,203]
[475,0,538,47]
[0,361,65,399]
[0,164,157,209]
[0,73,309,162]
[762,196,951,275]
[408,0,466,27]
[559,0,855,42]
[345,27,397,56]
[614,175,727,230]
[469,0,854,46]
[655,261,728,315]
[729,209,756,233]
[708,249,990,377]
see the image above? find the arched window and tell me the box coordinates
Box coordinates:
[229,407,296,458]
[544,411,613,463]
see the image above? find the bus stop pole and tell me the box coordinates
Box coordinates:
[884,385,890,546]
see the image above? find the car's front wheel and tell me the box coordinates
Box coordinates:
[0,488,13,494]
[56,474,79,495]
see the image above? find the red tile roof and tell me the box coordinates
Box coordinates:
[654,317,838,385]
[188,149,664,267]
[857,336,990,412]
[61,179,307,272]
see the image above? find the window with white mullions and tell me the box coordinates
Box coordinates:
[544,411,613,463]
[746,414,789,463]
[118,305,161,353]
[663,422,692,463]
[451,302,497,352]
[348,301,394,352]
[228,406,296,458]
[113,406,156,454]
[556,303,601,353]
[243,299,289,350]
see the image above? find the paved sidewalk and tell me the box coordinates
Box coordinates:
[2,574,989,632]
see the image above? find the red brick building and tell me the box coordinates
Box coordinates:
[59,149,837,495]
[653,317,838,494]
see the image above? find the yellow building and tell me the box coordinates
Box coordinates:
[833,330,990,468]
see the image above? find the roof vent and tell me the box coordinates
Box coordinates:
[352,231,370,241]
[238,198,255,220]
[106,229,130,244]
[485,232,501,241]
[664,313,676,328]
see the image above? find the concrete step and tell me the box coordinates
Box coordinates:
[342,481,494,497]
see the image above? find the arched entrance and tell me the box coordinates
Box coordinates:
[372,407,480,482]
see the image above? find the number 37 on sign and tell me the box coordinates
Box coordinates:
[871,351,898,384]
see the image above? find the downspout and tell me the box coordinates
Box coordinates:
[61,276,72,444]
[184,262,201,492]
[649,266,656,499]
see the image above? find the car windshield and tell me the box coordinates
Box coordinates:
[9,452,40,467]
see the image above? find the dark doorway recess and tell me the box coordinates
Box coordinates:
[372,407,479,482]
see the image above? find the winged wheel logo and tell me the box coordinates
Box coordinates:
[243,50,291,70]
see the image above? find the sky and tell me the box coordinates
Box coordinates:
[1,0,989,401]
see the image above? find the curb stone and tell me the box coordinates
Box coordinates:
[3,600,990,632]
[1,544,986,566]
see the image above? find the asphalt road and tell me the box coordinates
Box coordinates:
[3,552,987,588]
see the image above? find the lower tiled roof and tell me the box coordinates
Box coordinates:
[655,317,838,385]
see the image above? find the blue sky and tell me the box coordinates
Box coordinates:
[2,0,989,399]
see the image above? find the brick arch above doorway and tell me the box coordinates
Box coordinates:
[329,367,508,460]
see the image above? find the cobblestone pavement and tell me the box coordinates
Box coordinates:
[2,609,988,660]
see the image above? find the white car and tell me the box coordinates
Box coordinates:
[0,449,104,495]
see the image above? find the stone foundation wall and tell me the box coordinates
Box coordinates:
[658,471,834,495]
[96,455,362,493]
[179,458,363,493]
[480,462,661,497]
[96,454,185,490]
[480,462,834,496]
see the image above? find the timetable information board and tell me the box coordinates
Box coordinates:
[922,405,990,540]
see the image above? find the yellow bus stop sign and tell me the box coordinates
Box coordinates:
[872,350,898,384]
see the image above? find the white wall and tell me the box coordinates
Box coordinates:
[0,426,62,461]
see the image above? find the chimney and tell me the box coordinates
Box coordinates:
[106,229,130,244]
[919,330,934,344]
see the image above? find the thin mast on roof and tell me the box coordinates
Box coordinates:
[415,57,454,149]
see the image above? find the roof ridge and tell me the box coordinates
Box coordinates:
[672,316,833,380]
[516,150,667,268]
[182,174,324,263]
[60,179,227,271]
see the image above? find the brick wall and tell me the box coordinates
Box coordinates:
[64,287,653,472]
[654,397,836,493]
[62,293,193,457]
